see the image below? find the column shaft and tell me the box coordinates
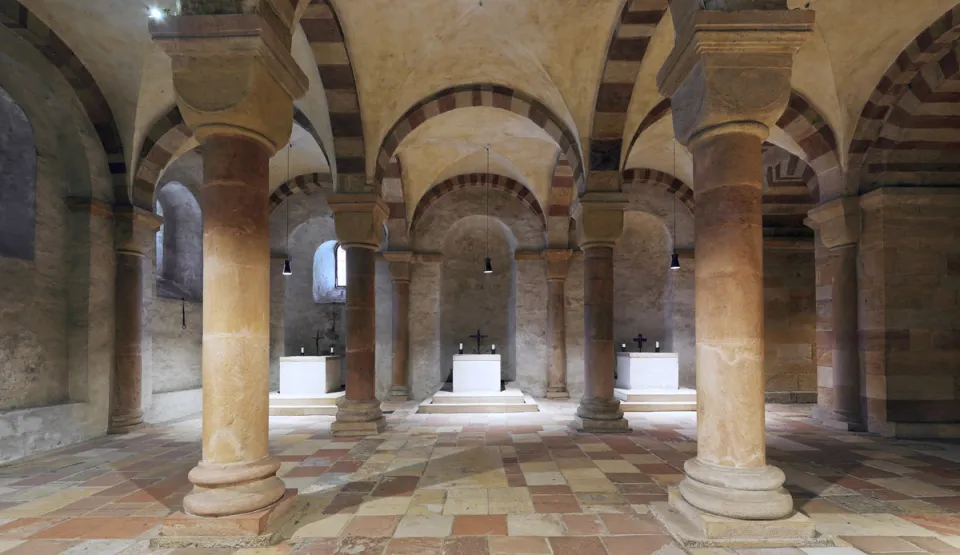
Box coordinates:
[832,244,861,422]
[390,278,411,400]
[110,250,145,432]
[345,247,377,401]
[545,278,567,397]
[185,134,284,517]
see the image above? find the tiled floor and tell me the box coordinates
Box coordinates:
[2,402,960,554]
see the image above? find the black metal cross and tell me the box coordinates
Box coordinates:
[469,329,488,354]
[315,329,322,356]
[633,333,648,352]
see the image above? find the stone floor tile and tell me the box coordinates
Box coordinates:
[1,540,80,555]
[900,536,957,552]
[451,516,507,536]
[870,478,959,498]
[60,540,137,554]
[334,537,389,555]
[443,490,489,516]
[505,514,564,536]
[531,494,579,514]
[291,514,353,538]
[840,536,926,553]
[385,538,444,555]
[394,515,454,538]
[521,473,565,487]
[899,515,960,535]
[488,536,550,555]
[289,538,340,555]
[486,489,533,515]
[547,536,604,555]
[356,496,412,516]
[601,535,676,555]
[599,514,665,535]
[442,537,488,555]
[799,549,869,555]
[342,515,402,537]
[559,514,604,536]
[593,460,640,474]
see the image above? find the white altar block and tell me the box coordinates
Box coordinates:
[279,356,341,395]
[453,354,501,393]
[616,353,679,390]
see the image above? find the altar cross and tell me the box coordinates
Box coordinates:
[633,333,648,352]
[469,329,488,354]
[314,329,322,356]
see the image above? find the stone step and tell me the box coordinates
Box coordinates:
[620,401,697,412]
[430,395,526,405]
[615,388,697,404]
[269,405,337,416]
[269,392,343,407]
[417,402,540,414]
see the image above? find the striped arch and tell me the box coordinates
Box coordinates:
[623,93,839,198]
[268,172,333,213]
[849,6,960,191]
[621,168,695,211]
[0,0,128,202]
[302,0,366,191]
[133,105,329,210]
[548,154,576,217]
[410,173,546,233]
[589,1,667,180]
[375,84,586,194]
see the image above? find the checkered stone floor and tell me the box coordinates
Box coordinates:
[1,402,960,554]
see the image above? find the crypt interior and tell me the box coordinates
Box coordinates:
[2,0,960,553]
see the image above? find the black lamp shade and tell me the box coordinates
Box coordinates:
[484,257,493,274]
[670,252,680,270]
[283,259,292,276]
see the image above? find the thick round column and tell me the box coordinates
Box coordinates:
[831,244,861,424]
[575,246,628,432]
[184,135,285,518]
[389,277,411,400]
[679,126,792,520]
[346,247,377,401]
[545,278,568,398]
[110,248,146,433]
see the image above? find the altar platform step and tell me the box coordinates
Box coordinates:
[269,392,343,416]
[615,388,697,412]
[417,388,539,413]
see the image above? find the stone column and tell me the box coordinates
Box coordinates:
[151,12,307,526]
[269,253,287,392]
[330,195,389,436]
[544,249,572,399]
[109,206,161,434]
[385,251,413,401]
[807,198,862,430]
[573,195,629,432]
[652,8,816,546]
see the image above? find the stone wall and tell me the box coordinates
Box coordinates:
[859,188,960,436]
[515,258,548,396]
[149,297,202,394]
[814,234,836,414]
[763,246,817,402]
[409,260,443,400]
[374,257,394,399]
[564,256,586,398]
[614,211,670,357]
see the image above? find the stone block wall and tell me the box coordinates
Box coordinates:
[814,234,836,413]
[614,212,670,356]
[564,255,586,399]
[515,258,548,396]
[763,246,817,402]
[859,188,960,436]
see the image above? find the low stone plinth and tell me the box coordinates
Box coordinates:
[615,388,697,412]
[417,388,539,414]
[269,391,344,416]
[151,489,299,548]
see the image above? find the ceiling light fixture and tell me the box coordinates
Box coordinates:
[670,140,680,271]
[283,141,293,276]
[484,144,493,275]
[148,6,165,21]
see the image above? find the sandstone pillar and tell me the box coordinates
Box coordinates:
[544,249,572,399]
[330,195,389,436]
[651,8,817,547]
[385,252,413,401]
[807,198,862,430]
[573,195,629,432]
[110,206,161,434]
[151,12,307,528]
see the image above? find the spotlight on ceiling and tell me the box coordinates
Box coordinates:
[148,7,165,21]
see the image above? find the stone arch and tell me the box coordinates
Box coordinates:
[762,144,818,238]
[302,0,365,190]
[623,93,840,197]
[155,181,203,301]
[0,1,127,203]
[269,172,333,213]
[134,105,329,210]
[621,168,695,212]
[0,85,37,260]
[848,5,960,192]
[374,84,586,196]
[410,174,546,235]
[589,1,667,174]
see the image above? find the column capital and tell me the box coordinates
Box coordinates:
[150,13,308,153]
[806,197,860,249]
[114,205,162,256]
[574,192,627,250]
[657,9,814,145]
[384,251,413,282]
[543,249,573,281]
[329,194,389,250]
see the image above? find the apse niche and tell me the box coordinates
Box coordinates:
[0,85,37,260]
[439,215,517,386]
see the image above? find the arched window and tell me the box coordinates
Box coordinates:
[0,86,37,260]
[335,243,347,288]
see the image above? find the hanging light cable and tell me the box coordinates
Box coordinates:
[670,140,680,270]
[283,141,293,276]
[484,144,493,274]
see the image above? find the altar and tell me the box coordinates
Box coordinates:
[452,354,501,393]
[616,352,679,390]
[278,356,341,395]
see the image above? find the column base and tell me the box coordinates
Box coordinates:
[571,398,631,433]
[108,410,145,434]
[545,387,570,399]
[387,385,410,402]
[333,398,387,437]
[184,456,287,517]
[151,489,299,549]
[651,488,827,548]
[811,405,864,432]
